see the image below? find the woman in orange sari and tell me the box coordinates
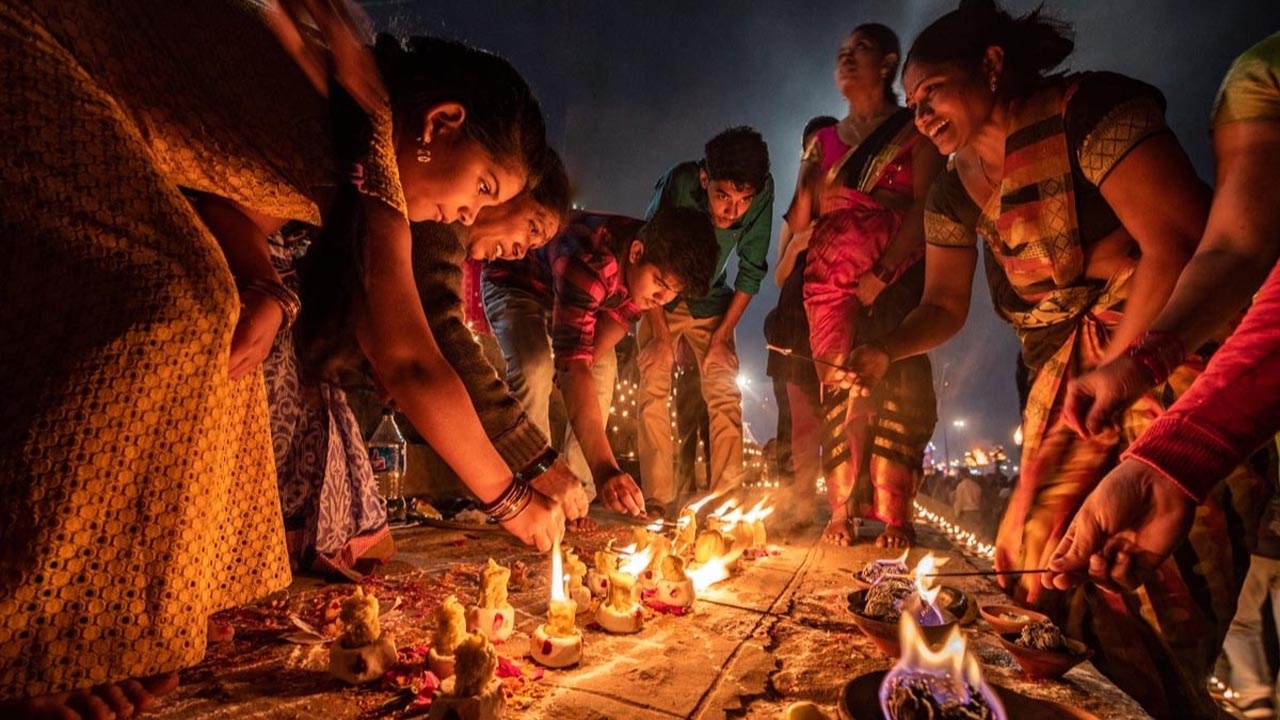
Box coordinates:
[842,2,1268,716]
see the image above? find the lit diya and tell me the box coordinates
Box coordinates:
[530,542,583,668]
[328,587,398,685]
[847,554,958,657]
[654,555,695,609]
[878,612,1006,719]
[429,595,468,679]
[840,614,1098,719]
[854,549,910,589]
[595,569,644,634]
[466,559,515,643]
[428,631,504,720]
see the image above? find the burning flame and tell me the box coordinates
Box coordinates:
[618,543,655,578]
[911,553,948,625]
[683,491,723,516]
[550,542,565,603]
[707,497,739,519]
[880,612,1006,719]
[688,554,733,592]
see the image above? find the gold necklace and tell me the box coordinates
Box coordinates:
[840,109,893,146]
[977,155,998,190]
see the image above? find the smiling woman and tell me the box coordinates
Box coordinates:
[838,1,1271,717]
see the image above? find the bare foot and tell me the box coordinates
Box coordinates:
[3,673,178,720]
[821,511,852,546]
[875,524,915,549]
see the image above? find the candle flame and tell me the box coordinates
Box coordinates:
[550,542,565,603]
[683,491,723,516]
[707,497,739,519]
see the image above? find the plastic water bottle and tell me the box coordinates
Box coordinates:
[368,407,407,523]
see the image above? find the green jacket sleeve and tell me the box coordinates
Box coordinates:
[732,174,774,297]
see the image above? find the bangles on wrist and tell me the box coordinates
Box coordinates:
[515,447,559,484]
[477,477,534,522]
[1124,330,1185,386]
[241,278,301,330]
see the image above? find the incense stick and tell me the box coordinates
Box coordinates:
[765,344,854,372]
[921,568,1049,578]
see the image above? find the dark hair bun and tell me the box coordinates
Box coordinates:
[907,0,1074,97]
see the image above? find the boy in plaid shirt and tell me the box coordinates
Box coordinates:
[483,208,718,514]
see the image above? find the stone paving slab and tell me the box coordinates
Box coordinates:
[144,505,1153,719]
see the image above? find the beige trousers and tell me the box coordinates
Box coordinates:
[637,303,745,505]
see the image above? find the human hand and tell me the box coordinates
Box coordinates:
[530,459,590,521]
[842,344,892,396]
[268,0,388,113]
[855,274,888,306]
[703,334,737,371]
[637,335,675,373]
[1063,356,1154,439]
[228,291,284,380]
[597,470,645,516]
[1042,458,1195,594]
[498,490,565,552]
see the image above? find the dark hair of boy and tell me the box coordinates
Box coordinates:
[703,126,770,193]
[530,148,572,226]
[802,116,839,148]
[637,207,720,300]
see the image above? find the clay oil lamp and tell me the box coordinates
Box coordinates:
[587,550,617,598]
[564,548,592,613]
[848,554,958,657]
[594,569,644,634]
[328,587,398,685]
[878,613,1006,720]
[429,595,468,679]
[653,556,696,609]
[428,631,505,720]
[466,559,515,643]
[530,542,583,668]
[997,620,1093,680]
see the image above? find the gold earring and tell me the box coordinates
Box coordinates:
[416,139,431,164]
[989,75,998,93]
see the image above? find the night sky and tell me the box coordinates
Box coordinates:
[363,0,1277,461]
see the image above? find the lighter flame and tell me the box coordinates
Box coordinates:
[880,612,1006,719]
[688,555,733,592]
[550,542,565,603]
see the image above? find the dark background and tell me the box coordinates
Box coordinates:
[362,0,1278,463]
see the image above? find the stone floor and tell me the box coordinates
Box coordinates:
[150,505,1151,719]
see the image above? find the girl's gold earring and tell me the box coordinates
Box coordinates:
[416,139,432,163]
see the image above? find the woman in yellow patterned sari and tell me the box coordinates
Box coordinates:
[0,1,567,716]
[841,1,1269,717]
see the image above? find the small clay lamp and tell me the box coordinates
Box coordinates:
[655,556,696,609]
[564,549,592,613]
[586,550,617,598]
[428,631,505,720]
[595,570,644,634]
[467,559,515,643]
[328,587,398,684]
[531,542,583,668]
[429,595,467,679]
